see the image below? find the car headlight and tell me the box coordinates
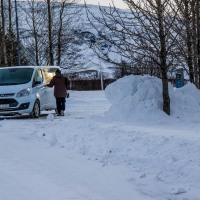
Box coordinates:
[16,88,31,98]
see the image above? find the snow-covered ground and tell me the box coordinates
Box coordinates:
[0,75,200,200]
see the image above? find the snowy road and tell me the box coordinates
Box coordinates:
[0,90,200,200]
[0,91,152,200]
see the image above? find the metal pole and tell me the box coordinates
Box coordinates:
[96,41,104,90]
[14,0,20,66]
[98,57,104,90]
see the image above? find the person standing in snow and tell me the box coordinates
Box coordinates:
[47,69,70,116]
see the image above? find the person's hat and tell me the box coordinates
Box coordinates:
[55,69,61,74]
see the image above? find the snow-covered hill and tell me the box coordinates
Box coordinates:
[17,2,118,78]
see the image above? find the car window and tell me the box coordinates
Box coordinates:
[32,69,43,87]
[0,68,34,86]
[43,68,58,84]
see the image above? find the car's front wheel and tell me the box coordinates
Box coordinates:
[30,100,40,118]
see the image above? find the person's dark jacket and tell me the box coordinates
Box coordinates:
[47,74,70,98]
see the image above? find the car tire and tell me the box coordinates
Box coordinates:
[30,100,40,118]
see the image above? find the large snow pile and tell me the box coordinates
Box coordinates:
[105,75,200,122]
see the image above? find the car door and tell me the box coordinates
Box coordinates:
[42,67,57,109]
[32,69,47,110]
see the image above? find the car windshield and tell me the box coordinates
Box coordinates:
[0,68,34,86]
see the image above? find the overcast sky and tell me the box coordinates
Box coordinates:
[81,0,128,9]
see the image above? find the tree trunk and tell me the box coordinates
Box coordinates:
[31,1,39,65]
[1,0,7,66]
[191,1,198,86]
[47,0,54,65]
[158,0,170,115]
[8,0,13,66]
[8,0,12,32]
[57,3,64,66]
[196,1,200,88]
[184,0,194,83]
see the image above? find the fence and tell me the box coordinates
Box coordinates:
[69,79,116,90]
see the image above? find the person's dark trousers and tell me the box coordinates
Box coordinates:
[56,97,66,114]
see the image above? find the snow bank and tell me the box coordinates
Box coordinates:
[105,75,200,122]
[171,83,200,121]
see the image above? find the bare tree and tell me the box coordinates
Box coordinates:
[44,0,80,65]
[0,0,8,66]
[7,0,16,66]
[20,0,81,66]
[0,29,3,65]
[86,0,181,115]
[43,0,54,65]
[55,0,80,66]
[171,0,200,88]
[173,0,194,83]
[196,2,200,88]
[19,0,48,65]
[0,0,33,66]
[30,0,41,65]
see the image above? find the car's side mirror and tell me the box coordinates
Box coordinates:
[35,77,42,84]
